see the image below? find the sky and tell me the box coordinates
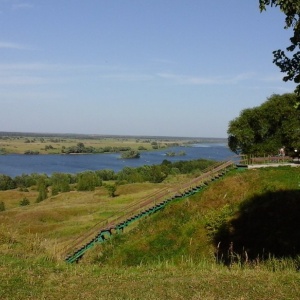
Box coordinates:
[0,0,297,138]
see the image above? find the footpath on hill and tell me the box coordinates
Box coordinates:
[248,160,300,169]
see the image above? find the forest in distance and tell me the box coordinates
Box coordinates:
[0,131,226,141]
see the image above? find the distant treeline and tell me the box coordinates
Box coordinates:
[0,158,215,194]
[61,142,134,154]
[28,142,176,154]
[0,131,227,143]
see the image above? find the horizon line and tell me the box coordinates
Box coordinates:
[0,131,227,140]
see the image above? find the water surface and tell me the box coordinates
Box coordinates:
[0,144,234,177]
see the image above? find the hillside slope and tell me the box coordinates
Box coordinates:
[1,167,300,299]
[85,167,300,266]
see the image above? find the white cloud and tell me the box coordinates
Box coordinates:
[12,3,33,10]
[98,73,154,82]
[0,62,115,72]
[157,72,256,85]
[0,41,32,50]
[151,58,176,65]
[0,63,73,86]
[0,75,48,85]
[0,62,61,72]
[0,91,66,103]
[0,62,156,86]
[260,74,284,82]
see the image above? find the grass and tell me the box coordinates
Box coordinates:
[1,254,299,300]
[85,167,300,266]
[0,136,152,154]
[0,189,38,209]
[1,166,300,299]
[0,181,165,260]
[0,135,197,154]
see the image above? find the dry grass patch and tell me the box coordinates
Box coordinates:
[0,181,169,260]
[0,189,38,209]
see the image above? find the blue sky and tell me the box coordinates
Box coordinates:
[0,0,296,138]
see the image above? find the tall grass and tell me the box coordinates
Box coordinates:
[1,252,300,300]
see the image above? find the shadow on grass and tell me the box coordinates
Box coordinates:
[214,189,300,263]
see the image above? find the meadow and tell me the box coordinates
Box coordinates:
[0,133,215,155]
[1,166,300,299]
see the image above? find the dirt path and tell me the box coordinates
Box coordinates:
[248,162,300,169]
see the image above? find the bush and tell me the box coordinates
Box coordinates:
[24,150,39,155]
[14,174,37,188]
[50,173,71,194]
[36,178,48,203]
[95,169,116,181]
[121,150,140,159]
[20,197,30,206]
[138,146,147,151]
[105,184,117,197]
[0,174,16,190]
[77,171,101,191]
[0,201,5,212]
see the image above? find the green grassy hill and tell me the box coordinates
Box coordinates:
[85,166,300,267]
[1,166,300,299]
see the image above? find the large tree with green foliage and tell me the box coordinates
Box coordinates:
[50,173,71,195]
[260,0,300,98]
[228,93,300,155]
[76,171,101,191]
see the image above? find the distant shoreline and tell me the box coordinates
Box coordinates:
[0,131,227,141]
[0,132,228,155]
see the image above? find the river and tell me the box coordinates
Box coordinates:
[0,143,235,177]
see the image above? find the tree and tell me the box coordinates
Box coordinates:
[105,184,117,197]
[50,173,71,195]
[36,177,48,203]
[14,173,36,188]
[117,166,143,183]
[121,150,140,159]
[228,93,300,155]
[76,171,101,191]
[146,165,168,183]
[259,0,300,99]
[0,174,16,190]
[95,169,116,181]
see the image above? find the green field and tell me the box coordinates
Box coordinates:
[1,166,300,299]
[0,135,162,154]
[0,132,223,155]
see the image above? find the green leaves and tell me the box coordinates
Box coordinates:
[76,171,101,191]
[50,173,71,195]
[227,93,300,155]
[260,0,300,94]
[104,183,117,197]
[36,178,48,203]
[0,174,16,190]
